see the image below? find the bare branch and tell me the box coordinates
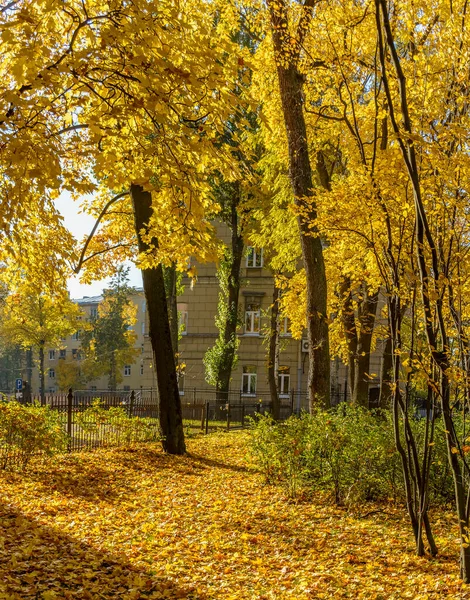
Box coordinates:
[74,191,129,273]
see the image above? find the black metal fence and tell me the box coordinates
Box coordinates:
[1,388,295,453]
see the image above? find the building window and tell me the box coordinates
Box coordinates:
[90,385,97,392]
[141,321,145,335]
[278,366,290,397]
[246,247,263,268]
[245,297,261,334]
[48,368,55,379]
[242,365,257,395]
[140,363,144,375]
[142,301,146,314]
[141,344,144,354]
[124,365,131,376]
[178,303,188,335]
[123,385,130,391]
[72,331,80,340]
[49,349,56,360]
[72,349,81,360]
[280,317,291,337]
[178,373,185,395]
[90,307,98,319]
[48,387,56,394]
[59,349,66,359]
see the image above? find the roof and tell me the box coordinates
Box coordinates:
[73,287,144,305]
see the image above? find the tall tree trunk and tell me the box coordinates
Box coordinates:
[268,284,281,420]
[268,0,330,409]
[379,334,393,408]
[39,341,45,405]
[353,290,379,407]
[339,277,357,398]
[130,184,186,455]
[215,192,244,402]
[163,263,178,359]
[108,351,116,391]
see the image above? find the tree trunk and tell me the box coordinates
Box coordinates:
[215,193,244,402]
[269,1,330,409]
[379,334,393,408]
[339,277,357,398]
[39,341,45,405]
[108,351,116,391]
[130,184,186,455]
[163,263,179,359]
[268,284,281,420]
[353,290,379,407]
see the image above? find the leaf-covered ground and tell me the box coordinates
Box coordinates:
[0,431,469,599]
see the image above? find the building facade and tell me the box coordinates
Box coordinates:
[27,222,384,407]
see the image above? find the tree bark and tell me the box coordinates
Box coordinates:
[379,334,393,408]
[268,0,330,409]
[353,290,379,407]
[268,284,281,420]
[215,194,244,402]
[163,264,178,359]
[39,340,45,405]
[339,277,357,398]
[130,184,186,455]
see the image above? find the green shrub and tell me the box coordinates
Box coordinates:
[75,399,160,446]
[0,401,67,470]
[248,405,454,507]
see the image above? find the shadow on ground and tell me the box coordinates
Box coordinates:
[0,501,198,599]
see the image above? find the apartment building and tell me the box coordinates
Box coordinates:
[30,288,153,393]
[28,221,384,405]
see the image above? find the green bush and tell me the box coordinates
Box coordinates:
[0,401,67,470]
[75,399,160,446]
[248,405,454,507]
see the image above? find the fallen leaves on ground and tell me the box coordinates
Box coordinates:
[0,431,468,599]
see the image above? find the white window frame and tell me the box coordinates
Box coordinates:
[179,310,188,335]
[90,307,98,319]
[48,368,55,379]
[246,247,263,268]
[124,365,131,377]
[280,317,291,337]
[278,372,290,397]
[59,349,66,359]
[141,321,146,335]
[178,373,185,395]
[241,367,257,396]
[72,331,80,341]
[245,310,260,334]
[49,349,56,360]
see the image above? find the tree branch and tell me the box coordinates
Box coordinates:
[74,191,129,274]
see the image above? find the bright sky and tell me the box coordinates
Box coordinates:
[55,192,142,300]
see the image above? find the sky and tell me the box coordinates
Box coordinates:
[55,192,143,300]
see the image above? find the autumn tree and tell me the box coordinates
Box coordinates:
[266,0,330,409]
[80,268,138,391]
[0,284,83,403]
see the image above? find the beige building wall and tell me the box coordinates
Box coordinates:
[31,289,151,394]
[29,221,385,407]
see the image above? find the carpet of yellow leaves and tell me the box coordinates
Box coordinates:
[0,431,469,599]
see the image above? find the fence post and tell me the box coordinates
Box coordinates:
[257,401,262,415]
[205,401,210,434]
[67,388,73,452]
[241,403,245,428]
[193,387,197,405]
[129,390,135,418]
[226,402,230,431]
[200,403,205,430]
